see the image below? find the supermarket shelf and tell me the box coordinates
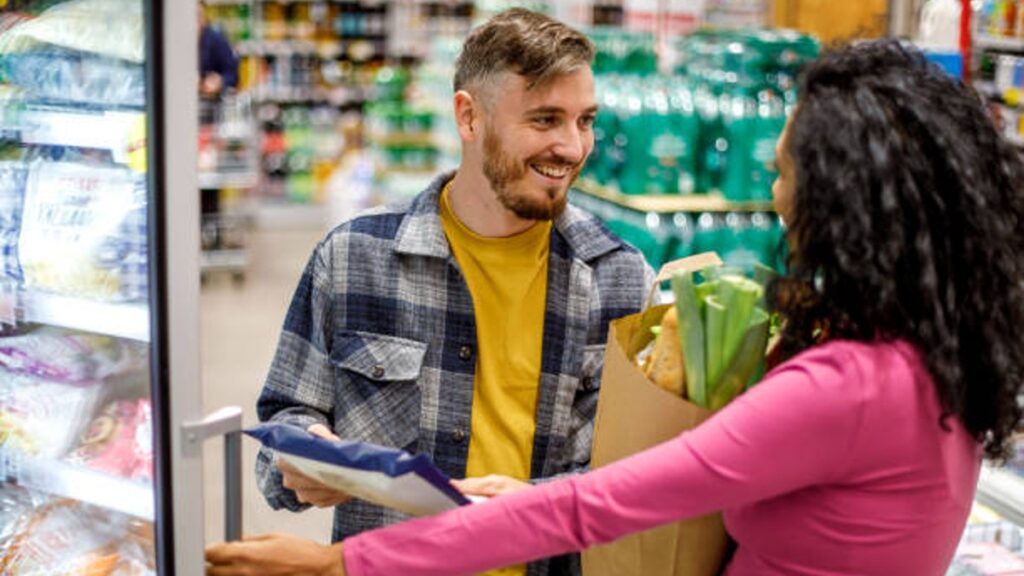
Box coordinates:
[575,179,776,213]
[237,40,319,56]
[976,466,1024,527]
[20,291,149,342]
[17,108,143,162]
[199,171,260,189]
[369,133,436,147]
[976,34,1024,52]
[254,86,369,106]
[13,458,154,521]
[200,249,249,271]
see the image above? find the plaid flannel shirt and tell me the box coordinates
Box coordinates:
[256,173,654,576]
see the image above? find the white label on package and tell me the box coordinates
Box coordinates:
[278,452,465,517]
[19,162,137,301]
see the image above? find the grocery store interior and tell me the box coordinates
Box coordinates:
[2,0,1024,573]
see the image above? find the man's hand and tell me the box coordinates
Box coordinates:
[277,424,352,507]
[452,474,531,498]
[206,533,345,576]
[200,72,224,96]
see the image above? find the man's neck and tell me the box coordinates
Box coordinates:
[446,170,538,238]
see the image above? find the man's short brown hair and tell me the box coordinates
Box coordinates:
[453,8,595,101]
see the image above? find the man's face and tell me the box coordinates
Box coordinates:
[477,69,597,221]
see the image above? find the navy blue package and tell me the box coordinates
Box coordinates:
[245,422,471,517]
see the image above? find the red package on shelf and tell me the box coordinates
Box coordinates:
[67,398,152,481]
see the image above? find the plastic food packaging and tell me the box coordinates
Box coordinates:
[0,326,145,383]
[67,398,152,481]
[18,161,148,302]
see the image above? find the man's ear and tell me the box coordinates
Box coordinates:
[454,90,480,142]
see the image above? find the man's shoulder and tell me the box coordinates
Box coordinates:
[327,198,417,244]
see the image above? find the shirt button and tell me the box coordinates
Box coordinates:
[458,345,473,361]
[582,376,595,391]
[452,428,466,443]
[371,365,385,379]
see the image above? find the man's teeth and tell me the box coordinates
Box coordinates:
[532,164,571,178]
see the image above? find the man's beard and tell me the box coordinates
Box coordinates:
[481,126,576,221]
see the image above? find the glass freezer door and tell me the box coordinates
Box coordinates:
[0,0,204,573]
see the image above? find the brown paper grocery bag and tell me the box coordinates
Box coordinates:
[582,254,729,576]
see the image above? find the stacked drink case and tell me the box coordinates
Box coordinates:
[585,28,819,202]
[575,28,816,273]
[0,0,156,573]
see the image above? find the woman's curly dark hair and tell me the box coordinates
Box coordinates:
[771,40,1024,460]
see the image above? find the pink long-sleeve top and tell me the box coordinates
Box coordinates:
[344,340,982,576]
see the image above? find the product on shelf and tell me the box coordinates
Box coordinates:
[0,326,145,384]
[0,47,145,107]
[0,485,37,574]
[0,371,103,461]
[17,161,148,302]
[0,0,145,108]
[978,0,1024,39]
[0,498,155,575]
[584,28,817,199]
[66,397,152,481]
[0,0,142,63]
[0,160,26,284]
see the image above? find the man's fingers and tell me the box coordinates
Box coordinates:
[205,542,235,564]
[275,457,307,477]
[307,423,341,442]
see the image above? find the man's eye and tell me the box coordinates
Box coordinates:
[580,116,596,129]
[534,116,557,127]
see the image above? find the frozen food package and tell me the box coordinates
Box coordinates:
[0,485,42,574]
[0,0,143,63]
[0,326,146,383]
[67,398,152,481]
[18,161,148,302]
[0,161,26,283]
[2,499,155,575]
[0,47,145,107]
[0,371,103,461]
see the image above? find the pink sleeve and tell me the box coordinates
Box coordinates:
[344,344,866,576]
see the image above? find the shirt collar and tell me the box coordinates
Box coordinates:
[393,170,623,263]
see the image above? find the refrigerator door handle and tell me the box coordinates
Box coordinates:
[182,406,244,541]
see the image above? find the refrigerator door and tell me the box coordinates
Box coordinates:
[0,0,203,573]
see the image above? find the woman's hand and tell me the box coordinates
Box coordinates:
[206,533,345,576]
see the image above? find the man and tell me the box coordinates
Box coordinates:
[245,8,652,576]
[199,1,239,98]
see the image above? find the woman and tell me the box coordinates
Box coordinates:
[206,40,1024,576]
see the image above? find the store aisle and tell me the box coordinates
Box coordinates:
[199,222,334,546]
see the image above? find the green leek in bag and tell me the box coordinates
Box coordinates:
[672,268,707,407]
[670,269,771,410]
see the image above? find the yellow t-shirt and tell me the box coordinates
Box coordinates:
[439,185,550,576]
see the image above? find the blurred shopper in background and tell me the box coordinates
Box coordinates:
[199,0,238,98]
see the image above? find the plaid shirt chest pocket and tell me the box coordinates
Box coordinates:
[330,331,427,454]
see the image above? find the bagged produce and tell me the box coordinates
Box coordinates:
[584,253,773,576]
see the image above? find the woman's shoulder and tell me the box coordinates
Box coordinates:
[771,339,924,391]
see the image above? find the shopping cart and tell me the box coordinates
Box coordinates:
[198,93,258,285]
[200,212,250,284]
